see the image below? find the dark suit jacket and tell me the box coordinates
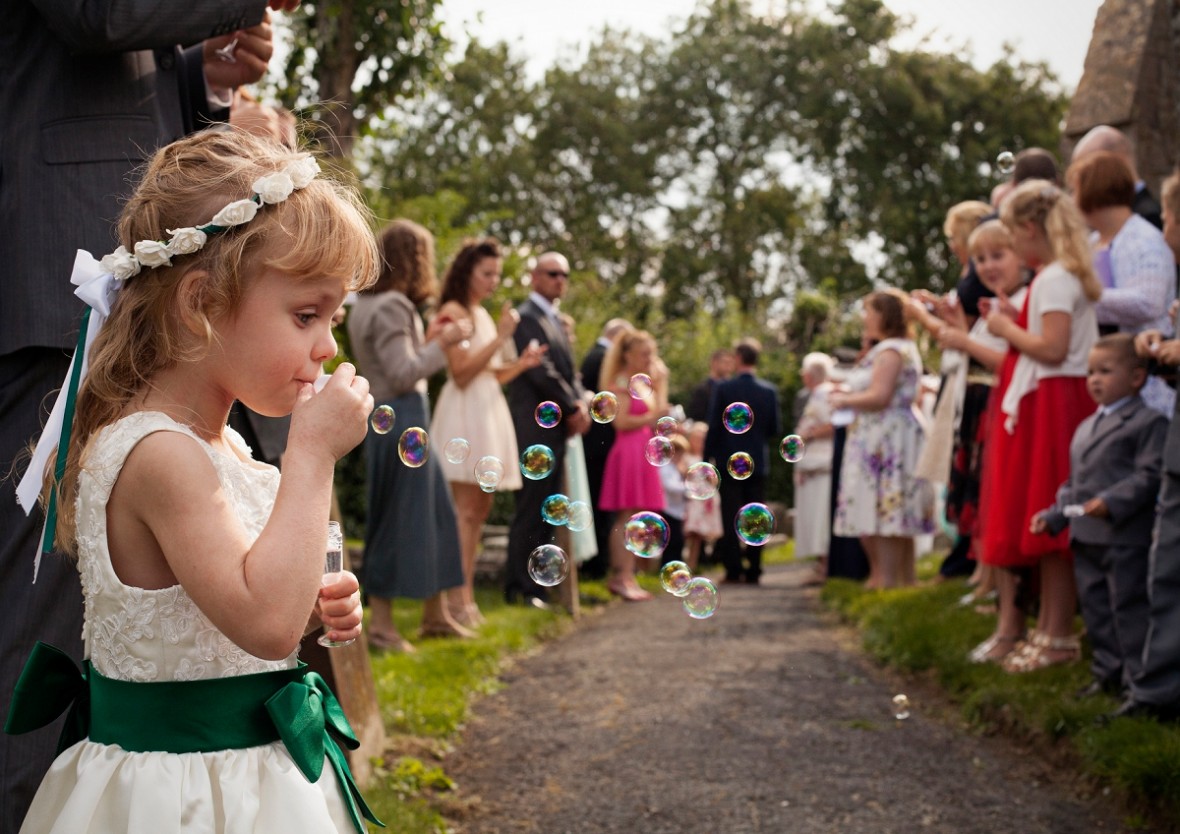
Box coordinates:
[579,340,614,465]
[1133,186,1163,231]
[703,370,782,474]
[1042,395,1167,546]
[1,0,267,356]
[507,298,581,446]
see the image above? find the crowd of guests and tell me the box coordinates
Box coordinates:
[795,127,1180,722]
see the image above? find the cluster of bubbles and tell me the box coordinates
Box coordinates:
[658,560,718,619]
[520,444,555,480]
[535,401,562,429]
[397,427,429,468]
[891,693,911,721]
[528,544,570,587]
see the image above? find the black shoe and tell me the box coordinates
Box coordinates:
[1102,698,1180,723]
[1074,679,1121,700]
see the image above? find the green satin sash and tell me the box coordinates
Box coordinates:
[4,642,383,833]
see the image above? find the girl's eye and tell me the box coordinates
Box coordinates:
[297,312,316,325]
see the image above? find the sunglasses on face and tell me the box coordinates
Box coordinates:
[544,270,569,279]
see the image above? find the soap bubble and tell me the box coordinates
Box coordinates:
[735,503,774,546]
[727,452,754,480]
[444,437,471,464]
[659,561,693,597]
[567,500,593,532]
[996,150,1015,175]
[779,434,805,463]
[624,511,670,558]
[590,391,619,424]
[528,545,569,587]
[644,435,675,466]
[475,455,504,492]
[682,577,719,619]
[370,405,395,435]
[655,416,679,438]
[684,462,721,500]
[520,444,555,480]
[535,401,562,429]
[892,693,911,720]
[542,493,571,526]
[397,427,429,468]
[722,402,753,434]
[629,373,653,399]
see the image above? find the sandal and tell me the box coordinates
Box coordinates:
[968,632,1024,664]
[418,621,476,640]
[1002,633,1081,673]
[368,632,416,654]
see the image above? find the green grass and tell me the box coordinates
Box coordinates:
[820,558,1180,830]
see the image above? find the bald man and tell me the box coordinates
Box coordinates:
[1073,125,1162,229]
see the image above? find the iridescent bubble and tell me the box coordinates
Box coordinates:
[370,405,396,435]
[628,373,653,399]
[624,511,670,558]
[644,435,675,466]
[541,493,571,526]
[535,401,562,429]
[474,455,504,492]
[520,444,556,481]
[722,402,754,434]
[397,427,429,468]
[682,577,719,619]
[780,434,805,463]
[892,693,911,721]
[996,150,1015,175]
[655,416,679,438]
[444,437,471,464]
[567,500,593,532]
[659,560,693,597]
[528,545,569,587]
[735,502,775,546]
[590,391,619,424]
[684,462,721,500]
[727,452,754,480]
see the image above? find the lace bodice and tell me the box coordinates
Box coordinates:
[75,412,296,682]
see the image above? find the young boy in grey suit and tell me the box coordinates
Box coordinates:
[1031,334,1168,697]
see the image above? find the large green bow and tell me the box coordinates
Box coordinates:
[3,642,90,755]
[266,672,384,833]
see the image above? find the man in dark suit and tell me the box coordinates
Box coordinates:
[578,318,631,580]
[686,348,735,423]
[0,4,288,827]
[505,252,590,605]
[704,338,782,585]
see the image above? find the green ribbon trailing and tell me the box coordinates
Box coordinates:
[40,307,91,555]
[5,642,383,833]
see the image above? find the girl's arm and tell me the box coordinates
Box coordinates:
[492,341,547,384]
[444,301,517,389]
[831,348,903,412]
[115,367,372,660]
[938,326,1006,371]
[988,310,1071,366]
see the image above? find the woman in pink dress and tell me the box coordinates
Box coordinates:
[597,330,670,600]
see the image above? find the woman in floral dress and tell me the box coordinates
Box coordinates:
[832,289,934,588]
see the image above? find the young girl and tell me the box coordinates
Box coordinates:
[8,131,381,833]
[681,422,723,571]
[977,179,1100,671]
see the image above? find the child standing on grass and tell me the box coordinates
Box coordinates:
[7,130,383,833]
[977,179,1100,673]
[1031,334,1166,698]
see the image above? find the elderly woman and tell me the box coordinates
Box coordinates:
[793,352,836,584]
[1069,150,1176,415]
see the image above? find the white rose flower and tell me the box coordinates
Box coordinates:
[210,199,259,228]
[166,227,207,256]
[286,156,320,189]
[100,246,141,282]
[252,172,295,205]
[133,240,172,268]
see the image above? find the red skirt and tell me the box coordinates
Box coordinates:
[978,375,1094,568]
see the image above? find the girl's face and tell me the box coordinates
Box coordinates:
[214,268,345,416]
[470,256,502,302]
[973,245,1023,296]
[1006,220,1041,266]
[862,304,884,340]
[624,338,656,373]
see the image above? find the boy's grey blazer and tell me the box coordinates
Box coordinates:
[1042,395,1168,545]
[1,0,267,356]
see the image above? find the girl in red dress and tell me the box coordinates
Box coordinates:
[974,180,1100,670]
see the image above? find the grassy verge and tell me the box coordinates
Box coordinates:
[819,557,1180,831]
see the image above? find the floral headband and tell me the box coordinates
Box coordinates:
[14,154,321,580]
[101,155,321,282]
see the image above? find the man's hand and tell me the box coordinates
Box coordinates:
[203,11,276,90]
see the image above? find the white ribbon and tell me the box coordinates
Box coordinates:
[15,251,119,581]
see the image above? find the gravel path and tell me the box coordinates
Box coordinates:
[445,563,1139,834]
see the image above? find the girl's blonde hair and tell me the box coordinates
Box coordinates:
[943,200,992,253]
[966,219,1014,258]
[1000,178,1101,301]
[45,129,378,556]
[598,329,667,402]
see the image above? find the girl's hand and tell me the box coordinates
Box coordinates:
[519,340,548,369]
[317,570,363,644]
[993,289,1019,320]
[496,301,521,340]
[290,363,373,463]
[937,326,966,352]
[985,311,1013,338]
[427,315,472,347]
[1156,339,1180,366]
[1135,329,1164,358]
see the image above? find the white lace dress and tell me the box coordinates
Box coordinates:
[20,412,357,834]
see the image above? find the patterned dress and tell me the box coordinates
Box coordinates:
[833,338,934,537]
